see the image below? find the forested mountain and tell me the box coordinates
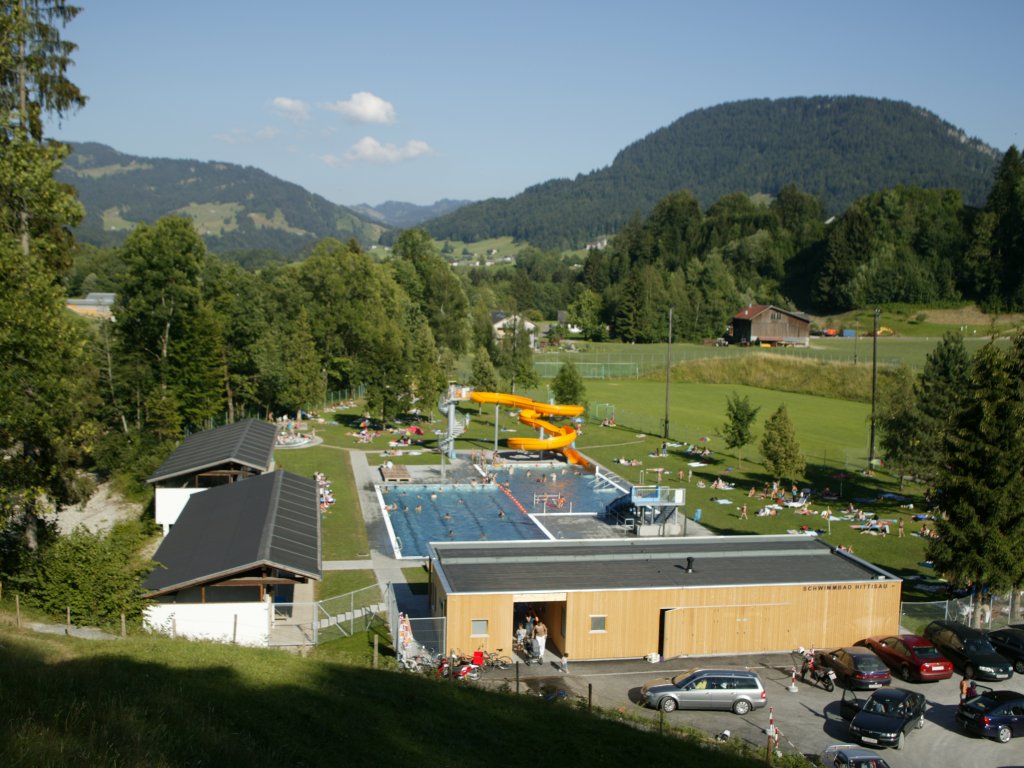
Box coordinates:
[425,96,1001,249]
[352,198,472,229]
[57,142,388,257]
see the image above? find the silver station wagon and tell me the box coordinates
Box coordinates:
[641,668,767,714]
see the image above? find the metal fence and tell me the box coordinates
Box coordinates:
[385,581,446,666]
[901,594,1024,636]
[268,584,386,648]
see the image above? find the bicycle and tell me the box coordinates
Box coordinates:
[481,648,513,670]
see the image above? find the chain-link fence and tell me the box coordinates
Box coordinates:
[268,584,386,648]
[901,593,1024,636]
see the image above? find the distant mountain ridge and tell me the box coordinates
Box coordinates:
[58,142,388,256]
[424,96,1002,249]
[351,199,472,229]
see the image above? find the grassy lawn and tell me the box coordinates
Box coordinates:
[273,442,368,561]
[317,570,379,603]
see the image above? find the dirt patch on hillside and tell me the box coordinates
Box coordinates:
[54,482,144,535]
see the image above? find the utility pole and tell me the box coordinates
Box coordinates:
[664,308,673,439]
[868,308,880,467]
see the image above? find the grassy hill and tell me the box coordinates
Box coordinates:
[58,142,388,257]
[425,95,1001,249]
[0,617,788,768]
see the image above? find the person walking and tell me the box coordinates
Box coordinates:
[560,653,569,673]
[898,517,905,538]
[739,504,748,520]
[534,619,548,658]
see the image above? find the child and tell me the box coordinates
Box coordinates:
[560,653,569,673]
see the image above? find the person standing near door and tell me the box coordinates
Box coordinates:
[534,619,548,657]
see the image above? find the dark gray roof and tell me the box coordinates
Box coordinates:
[144,470,321,596]
[147,419,278,484]
[432,535,897,594]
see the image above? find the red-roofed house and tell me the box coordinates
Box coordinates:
[729,305,810,347]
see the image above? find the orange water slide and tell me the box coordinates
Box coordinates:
[469,392,588,466]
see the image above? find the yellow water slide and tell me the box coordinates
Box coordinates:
[469,391,588,466]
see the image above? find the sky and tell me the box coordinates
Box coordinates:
[46,0,1024,208]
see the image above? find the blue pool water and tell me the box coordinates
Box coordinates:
[381,464,625,558]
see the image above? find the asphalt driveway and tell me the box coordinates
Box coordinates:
[480,651,1022,767]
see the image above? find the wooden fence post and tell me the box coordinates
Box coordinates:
[373,634,379,668]
[66,606,71,635]
[15,594,21,627]
[233,614,238,644]
[121,612,127,638]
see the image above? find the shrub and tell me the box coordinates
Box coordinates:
[20,521,155,627]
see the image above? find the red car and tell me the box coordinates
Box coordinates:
[859,634,954,682]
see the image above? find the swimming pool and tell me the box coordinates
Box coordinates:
[380,463,626,558]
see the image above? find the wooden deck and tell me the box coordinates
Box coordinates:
[379,464,412,482]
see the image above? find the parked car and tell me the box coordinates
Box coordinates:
[858,634,954,682]
[839,687,927,750]
[955,688,1024,743]
[987,627,1024,674]
[639,668,766,714]
[815,647,891,690]
[923,620,1013,681]
[819,743,892,767]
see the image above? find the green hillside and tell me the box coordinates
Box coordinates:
[425,96,1001,249]
[58,142,389,257]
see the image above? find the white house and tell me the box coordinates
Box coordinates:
[491,312,537,350]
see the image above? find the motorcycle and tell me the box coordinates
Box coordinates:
[798,648,836,692]
[437,654,481,682]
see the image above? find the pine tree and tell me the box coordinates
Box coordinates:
[927,339,1024,626]
[759,404,805,483]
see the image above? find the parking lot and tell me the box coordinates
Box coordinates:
[492,652,1023,768]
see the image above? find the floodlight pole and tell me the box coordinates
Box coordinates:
[868,308,880,467]
[664,307,673,439]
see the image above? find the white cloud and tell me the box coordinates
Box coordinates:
[341,136,432,163]
[255,125,280,140]
[272,96,310,121]
[321,92,396,124]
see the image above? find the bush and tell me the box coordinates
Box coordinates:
[19,521,155,627]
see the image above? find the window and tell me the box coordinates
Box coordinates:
[471,619,488,637]
[590,615,607,633]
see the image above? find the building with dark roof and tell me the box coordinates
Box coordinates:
[148,419,279,534]
[143,470,321,646]
[429,535,900,662]
[729,304,810,346]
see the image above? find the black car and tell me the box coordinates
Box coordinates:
[816,647,892,690]
[840,687,927,750]
[987,627,1024,674]
[923,620,1013,681]
[956,688,1024,743]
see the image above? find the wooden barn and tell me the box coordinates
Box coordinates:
[729,304,810,346]
[428,536,900,662]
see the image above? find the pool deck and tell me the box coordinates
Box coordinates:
[335,449,714,620]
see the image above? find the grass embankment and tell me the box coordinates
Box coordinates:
[0,620,796,768]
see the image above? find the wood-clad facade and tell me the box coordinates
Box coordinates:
[429,536,901,661]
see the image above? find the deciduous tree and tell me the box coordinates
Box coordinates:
[722,392,759,466]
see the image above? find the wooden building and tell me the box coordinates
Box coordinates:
[429,536,900,661]
[729,304,810,346]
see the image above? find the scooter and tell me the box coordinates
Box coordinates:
[437,654,481,682]
[798,648,836,692]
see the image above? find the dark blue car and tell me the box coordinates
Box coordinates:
[956,689,1024,743]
